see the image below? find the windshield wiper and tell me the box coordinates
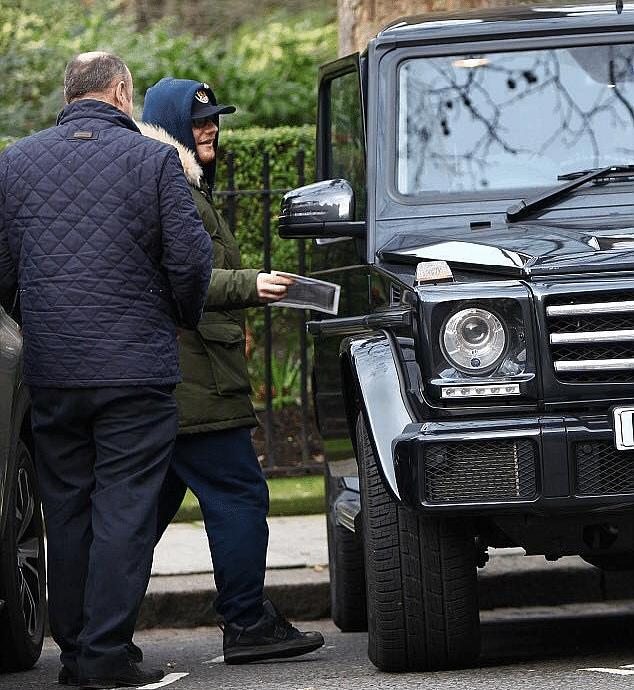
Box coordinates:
[506,165,633,223]
[557,164,634,181]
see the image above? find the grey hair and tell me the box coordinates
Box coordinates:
[63,51,130,102]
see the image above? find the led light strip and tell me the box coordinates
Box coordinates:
[441,383,520,398]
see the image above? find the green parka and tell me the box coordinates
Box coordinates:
[137,122,262,434]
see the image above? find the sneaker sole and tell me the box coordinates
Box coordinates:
[224,637,324,664]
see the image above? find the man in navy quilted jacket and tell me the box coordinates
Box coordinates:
[0,52,212,689]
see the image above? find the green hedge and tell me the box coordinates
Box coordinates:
[215,125,316,272]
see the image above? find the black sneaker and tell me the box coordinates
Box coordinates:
[79,661,164,689]
[222,598,324,664]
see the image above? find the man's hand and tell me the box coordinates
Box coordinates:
[256,272,294,303]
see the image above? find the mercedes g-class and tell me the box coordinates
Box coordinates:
[280,0,634,673]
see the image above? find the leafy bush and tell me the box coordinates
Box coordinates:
[0,0,336,137]
[1,0,132,137]
[215,20,336,129]
[136,0,336,42]
[250,345,302,410]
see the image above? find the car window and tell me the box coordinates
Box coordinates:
[327,69,366,219]
[397,43,634,196]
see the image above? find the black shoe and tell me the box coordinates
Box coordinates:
[222,598,324,664]
[79,661,164,689]
[60,643,142,685]
[58,666,80,686]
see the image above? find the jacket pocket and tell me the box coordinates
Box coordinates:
[197,322,252,397]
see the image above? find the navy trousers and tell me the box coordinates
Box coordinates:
[30,385,177,679]
[157,427,269,624]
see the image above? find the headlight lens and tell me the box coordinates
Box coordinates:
[441,308,507,374]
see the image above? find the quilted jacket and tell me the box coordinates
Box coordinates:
[141,78,262,432]
[0,98,213,388]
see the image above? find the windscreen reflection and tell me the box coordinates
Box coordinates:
[397,44,634,195]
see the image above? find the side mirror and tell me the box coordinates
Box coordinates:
[278,179,366,239]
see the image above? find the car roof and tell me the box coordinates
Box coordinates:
[374,2,634,46]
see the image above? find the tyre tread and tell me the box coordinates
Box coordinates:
[358,414,480,671]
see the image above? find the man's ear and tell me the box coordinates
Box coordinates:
[113,80,129,109]
[113,81,124,103]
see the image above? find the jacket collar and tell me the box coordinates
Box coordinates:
[56,99,140,133]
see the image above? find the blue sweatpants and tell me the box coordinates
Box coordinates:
[157,427,270,624]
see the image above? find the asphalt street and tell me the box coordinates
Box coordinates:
[7,601,634,690]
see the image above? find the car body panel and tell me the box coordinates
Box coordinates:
[0,308,25,535]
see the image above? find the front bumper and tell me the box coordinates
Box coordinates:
[392,413,634,515]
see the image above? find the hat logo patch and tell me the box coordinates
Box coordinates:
[195,89,210,104]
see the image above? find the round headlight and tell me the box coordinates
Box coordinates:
[441,308,507,374]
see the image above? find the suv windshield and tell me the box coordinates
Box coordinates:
[397,43,634,196]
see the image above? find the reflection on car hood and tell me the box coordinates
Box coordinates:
[378,221,634,277]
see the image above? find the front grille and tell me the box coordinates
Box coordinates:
[423,439,536,502]
[575,441,634,495]
[546,291,634,383]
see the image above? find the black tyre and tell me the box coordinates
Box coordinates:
[325,466,367,632]
[357,414,480,671]
[0,439,46,671]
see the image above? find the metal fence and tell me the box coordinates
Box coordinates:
[215,149,323,477]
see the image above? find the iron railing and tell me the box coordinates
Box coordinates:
[215,149,322,477]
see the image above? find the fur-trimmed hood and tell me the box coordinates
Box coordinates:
[136,121,203,189]
[141,77,233,194]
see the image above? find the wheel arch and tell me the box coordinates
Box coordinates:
[339,330,417,502]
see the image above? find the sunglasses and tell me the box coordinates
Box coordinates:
[192,116,218,129]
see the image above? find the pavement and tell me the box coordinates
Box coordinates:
[138,513,634,629]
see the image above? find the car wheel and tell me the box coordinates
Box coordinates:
[325,465,367,632]
[357,414,480,671]
[0,439,46,671]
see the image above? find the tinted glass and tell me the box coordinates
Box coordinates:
[397,44,634,195]
[329,70,366,218]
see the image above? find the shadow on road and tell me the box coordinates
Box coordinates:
[480,607,634,665]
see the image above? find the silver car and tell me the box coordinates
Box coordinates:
[0,305,45,670]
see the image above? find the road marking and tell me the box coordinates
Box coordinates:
[135,672,190,688]
[582,666,634,675]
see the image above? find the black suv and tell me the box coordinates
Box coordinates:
[280,1,634,673]
[0,305,45,670]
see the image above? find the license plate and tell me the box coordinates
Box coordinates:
[613,407,634,450]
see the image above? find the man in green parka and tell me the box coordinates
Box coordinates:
[140,78,324,664]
